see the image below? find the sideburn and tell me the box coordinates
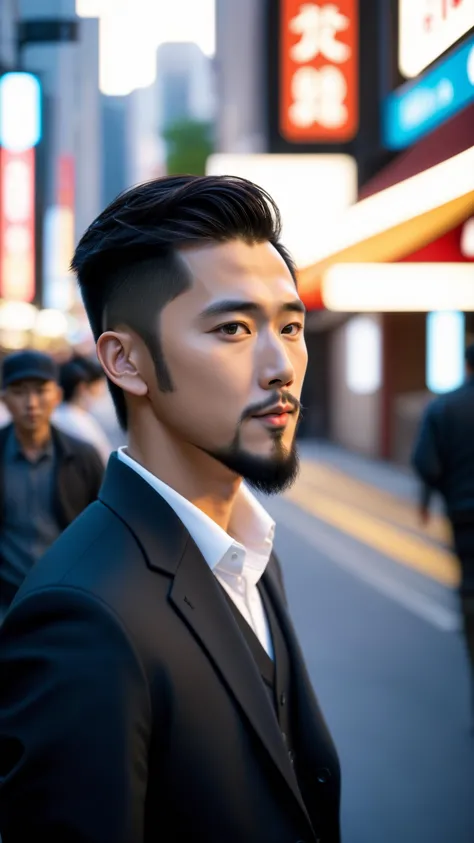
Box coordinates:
[139,326,175,394]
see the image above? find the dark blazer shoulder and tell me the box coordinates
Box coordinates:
[10,499,153,635]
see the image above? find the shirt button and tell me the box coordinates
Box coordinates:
[231,551,238,560]
[280,692,286,706]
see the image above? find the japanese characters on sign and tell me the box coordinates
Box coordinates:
[280,0,359,142]
[399,0,474,79]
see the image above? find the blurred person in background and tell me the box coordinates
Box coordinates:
[0,176,340,843]
[79,354,125,450]
[0,350,105,621]
[0,399,11,428]
[412,342,474,725]
[53,356,112,464]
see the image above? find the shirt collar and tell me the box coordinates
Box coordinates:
[10,427,54,462]
[117,447,275,583]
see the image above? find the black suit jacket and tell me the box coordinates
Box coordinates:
[0,455,340,843]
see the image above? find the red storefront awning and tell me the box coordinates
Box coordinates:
[298,105,474,310]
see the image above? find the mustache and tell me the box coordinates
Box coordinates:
[241,391,302,422]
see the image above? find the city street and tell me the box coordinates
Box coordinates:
[263,443,474,843]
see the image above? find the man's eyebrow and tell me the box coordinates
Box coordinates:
[198,298,306,319]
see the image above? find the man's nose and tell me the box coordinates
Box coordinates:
[258,336,295,390]
[26,391,40,408]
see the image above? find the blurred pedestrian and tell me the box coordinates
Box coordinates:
[412,343,474,725]
[0,350,104,621]
[0,176,340,843]
[53,357,112,464]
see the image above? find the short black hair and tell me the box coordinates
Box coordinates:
[59,360,90,404]
[71,174,295,431]
[466,343,474,371]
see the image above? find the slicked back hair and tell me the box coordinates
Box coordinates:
[71,174,296,431]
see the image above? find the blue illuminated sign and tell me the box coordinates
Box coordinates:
[0,72,42,152]
[426,311,465,395]
[383,36,474,150]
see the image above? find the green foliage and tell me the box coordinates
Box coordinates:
[162,119,214,176]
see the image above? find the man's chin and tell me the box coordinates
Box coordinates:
[204,441,300,495]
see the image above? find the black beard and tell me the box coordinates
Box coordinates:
[202,428,300,495]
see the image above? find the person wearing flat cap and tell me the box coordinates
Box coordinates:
[0,349,104,620]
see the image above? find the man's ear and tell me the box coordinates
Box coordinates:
[96,330,148,398]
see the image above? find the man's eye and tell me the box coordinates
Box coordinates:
[282,322,304,336]
[217,322,249,336]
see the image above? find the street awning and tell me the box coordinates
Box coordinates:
[297,145,474,310]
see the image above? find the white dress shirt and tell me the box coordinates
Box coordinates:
[117,447,275,658]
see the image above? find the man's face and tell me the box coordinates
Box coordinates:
[3,378,61,433]
[144,240,308,493]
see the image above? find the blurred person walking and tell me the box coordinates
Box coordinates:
[0,176,340,843]
[53,357,112,464]
[0,350,104,621]
[412,343,474,725]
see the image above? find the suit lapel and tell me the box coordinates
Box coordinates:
[263,561,341,784]
[99,456,312,826]
[169,538,311,824]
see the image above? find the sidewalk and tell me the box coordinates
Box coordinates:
[298,439,444,512]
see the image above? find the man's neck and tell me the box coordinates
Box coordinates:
[14,424,52,456]
[127,423,241,533]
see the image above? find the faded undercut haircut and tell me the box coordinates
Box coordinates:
[71,174,296,431]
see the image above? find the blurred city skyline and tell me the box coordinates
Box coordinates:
[76,0,215,95]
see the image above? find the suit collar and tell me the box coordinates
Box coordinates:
[115,446,275,579]
[99,453,189,575]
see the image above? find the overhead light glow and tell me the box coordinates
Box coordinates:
[345,316,382,395]
[460,216,474,258]
[0,73,41,152]
[0,301,37,332]
[35,309,68,339]
[322,263,474,312]
[426,311,465,394]
[300,146,474,268]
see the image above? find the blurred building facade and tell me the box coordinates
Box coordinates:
[156,41,215,130]
[214,0,474,465]
[0,0,103,353]
[300,2,474,465]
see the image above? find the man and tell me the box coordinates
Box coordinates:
[0,176,340,842]
[53,356,112,464]
[0,349,105,619]
[412,343,474,722]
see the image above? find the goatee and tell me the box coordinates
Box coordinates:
[204,433,300,495]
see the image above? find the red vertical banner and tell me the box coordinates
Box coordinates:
[0,146,36,302]
[57,154,75,208]
[280,0,359,142]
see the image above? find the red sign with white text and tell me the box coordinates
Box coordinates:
[280,0,359,142]
[0,146,35,302]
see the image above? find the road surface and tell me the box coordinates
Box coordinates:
[262,441,474,843]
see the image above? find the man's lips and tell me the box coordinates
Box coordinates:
[251,405,295,427]
[252,404,294,418]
